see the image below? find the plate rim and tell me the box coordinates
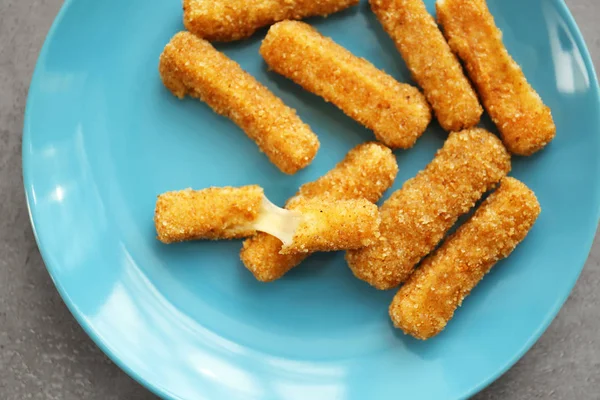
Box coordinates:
[21,0,600,399]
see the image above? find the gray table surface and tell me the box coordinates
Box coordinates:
[1,0,599,399]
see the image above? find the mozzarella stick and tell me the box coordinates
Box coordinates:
[155,186,265,243]
[346,128,511,290]
[390,177,541,340]
[155,186,380,253]
[370,0,482,132]
[183,0,359,42]
[241,142,398,282]
[159,32,319,174]
[260,21,431,149]
[436,0,556,155]
[282,199,380,254]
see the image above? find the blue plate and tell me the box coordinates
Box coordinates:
[23,0,600,399]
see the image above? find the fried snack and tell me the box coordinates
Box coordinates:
[183,0,359,42]
[370,0,482,132]
[155,186,264,243]
[260,21,431,149]
[390,177,541,339]
[156,187,380,253]
[282,198,380,254]
[159,31,319,174]
[436,0,556,155]
[241,142,398,282]
[346,128,511,290]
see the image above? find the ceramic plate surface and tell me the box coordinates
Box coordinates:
[23,0,600,399]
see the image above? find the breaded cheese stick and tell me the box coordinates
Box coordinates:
[436,0,556,155]
[155,186,380,253]
[183,0,359,42]
[159,32,319,174]
[241,142,398,282]
[155,186,264,243]
[346,128,511,290]
[282,198,380,254]
[370,0,482,132]
[390,177,541,340]
[260,21,431,149]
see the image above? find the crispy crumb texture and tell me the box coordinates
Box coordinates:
[240,142,398,282]
[159,31,319,174]
[390,177,541,340]
[282,199,380,254]
[260,21,431,149]
[183,0,359,42]
[154,186,264,243]
[436,0,556,155]
[346,128,511,290]
[370,0,482,132]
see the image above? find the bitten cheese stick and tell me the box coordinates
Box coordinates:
[282,198,380,254]
[183,0,359,42]
[155,186,265,243]
[260,21,431,149]
[155,186,380,253]
[241,142,398,282]
[346,128,511,290]
[159,32,319,174]
[370,0,482,132]
[436,0,556,155]
[390,177,541,340]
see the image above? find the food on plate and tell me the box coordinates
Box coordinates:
[260,20,431,149]
[155,186,380,254]
[389,177,541,339]
[241,142,398,281]
[155,185,265,243]
[281,198,380,254]
[370,0,482,132]
[436,0,556,155]
[154,2,552,343]
[159,31,319,174]
[346,128,511,290]
[183,0,359,42]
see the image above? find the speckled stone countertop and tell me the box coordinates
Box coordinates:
[1,0,599,399]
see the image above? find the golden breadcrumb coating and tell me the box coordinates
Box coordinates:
[159,31,319,174]
[241,142,398,282]
[260,21,431,149]
[346,128,511,290]
[183,0,359,42]
[289,143,399,205]
[281,198,380,254]
[155,186,264,243]
[370,0,482,132]
[436,0,556,155]
[390,177,541,340]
